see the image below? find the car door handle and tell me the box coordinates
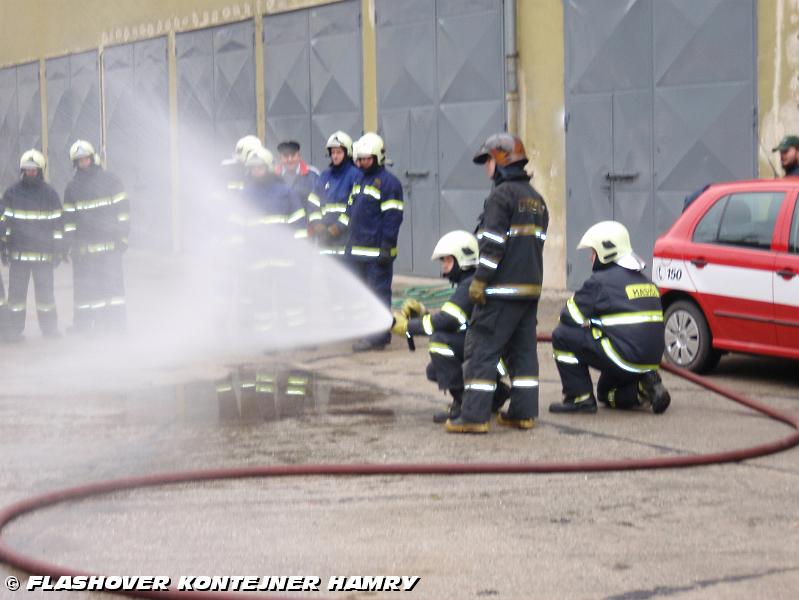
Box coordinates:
[776,268,796,280]
[690,258,708,268]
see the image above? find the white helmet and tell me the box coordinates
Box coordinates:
[224,135,262,165]
[70,139,96,163]
[244,146,274,170]
[431,230,479,269]
[326,131,353,157]
[578,221,645,271]
[354,132,386,165]
[20,149,46,170]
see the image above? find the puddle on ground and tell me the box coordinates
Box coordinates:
[116,364,394,426]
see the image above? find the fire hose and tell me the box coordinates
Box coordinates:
[0,334,798,600]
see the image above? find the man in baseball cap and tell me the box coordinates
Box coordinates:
[773,134,799,177]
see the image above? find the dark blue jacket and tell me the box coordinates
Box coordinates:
[233,174,307,241]
[319,160,360,227]
[338,165,404,261]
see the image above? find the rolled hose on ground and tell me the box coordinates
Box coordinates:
[1,334,798,600]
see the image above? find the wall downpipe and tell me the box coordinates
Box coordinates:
[504,0,519,135]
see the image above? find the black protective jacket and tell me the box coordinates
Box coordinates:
[560,262,665,370]
[408,269,475,337]
[474,165,548,300]
[63,165,128,254]
[1,174,63,259]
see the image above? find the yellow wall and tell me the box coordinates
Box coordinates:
[0,0,333,65]
[758,0,799,177]
[517,0,567,288]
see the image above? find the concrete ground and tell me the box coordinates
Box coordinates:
[0,252,798,599]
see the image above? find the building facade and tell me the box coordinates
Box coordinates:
[0,0,794,287]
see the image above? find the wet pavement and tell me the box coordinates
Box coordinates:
[1,253,798,599]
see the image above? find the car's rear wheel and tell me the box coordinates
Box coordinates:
[663,300,721,373]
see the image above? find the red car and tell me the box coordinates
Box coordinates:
[652,179,799,372]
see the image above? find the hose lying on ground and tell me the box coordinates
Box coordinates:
[0,336,797,600]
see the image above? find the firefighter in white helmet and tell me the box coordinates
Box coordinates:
[63,139,129,333]
[1,149,64,341]
[390,231,511,423]
[328,132,404,352]
[314,131,359,255]
[549,220,670,414]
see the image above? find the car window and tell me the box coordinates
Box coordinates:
[790,198,799,253]
[714,192,784,249]
[692,196,727,243]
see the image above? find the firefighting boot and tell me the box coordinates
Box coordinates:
[444,416,489,434]
[496,412,535,430]
[549,393,598,414]
[637,371,671,414]
[433,390,462,424]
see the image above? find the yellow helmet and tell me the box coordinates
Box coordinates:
[326,131,353,157]
[431,230,479,268]
[70,139,96,163]
[20,149,46,170]
[354,132,386,165]
[578,221,645,271]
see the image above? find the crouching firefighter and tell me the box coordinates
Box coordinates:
[549,221,671,415]
[390,231,510,424]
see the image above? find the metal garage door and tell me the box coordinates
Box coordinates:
[176,20,256,249]
[0,62,41,192]
[104,38,170,251]
[377,0,505,276]
[263,0,362,167]
[46,51,102,195]
[565,0,756,288]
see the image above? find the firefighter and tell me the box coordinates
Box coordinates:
[327,132,404,352]
[1,150,63,341]
[238,146,306,240]
[390,230,510,423]
[772,135,799,177]
[314,131,360,255]
[63,140,129,333]
[275,140,323,233]
[549,221,671,415]
[222,135,263,192]
[446,133,548,434]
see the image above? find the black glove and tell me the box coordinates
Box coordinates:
[377,246,392,267]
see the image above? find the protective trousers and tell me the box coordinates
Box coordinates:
[461,299,539,423]
[426,330,465,393]
[73,252,126,333]
[551,324,640,408]
[6,260,57,335]
[348,258,392,345]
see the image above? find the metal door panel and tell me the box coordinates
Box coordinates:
[104,38,170,250]
[566,0,652,94]
[0,67,20,190]
[438,99,503,192]
[46,52,101,194]
[654,0,752,87]
[16,62,41,153]
[613,90,654,263]
[214,22,256,155]
[437,5,502,104]
[566,95,613,287]
[377,0,504,275]
[264,11,311,153]
[176,28,215,250]
[379,109,412,273]
[309,0,362,167]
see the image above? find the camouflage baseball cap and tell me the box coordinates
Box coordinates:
[773,135,799,152]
